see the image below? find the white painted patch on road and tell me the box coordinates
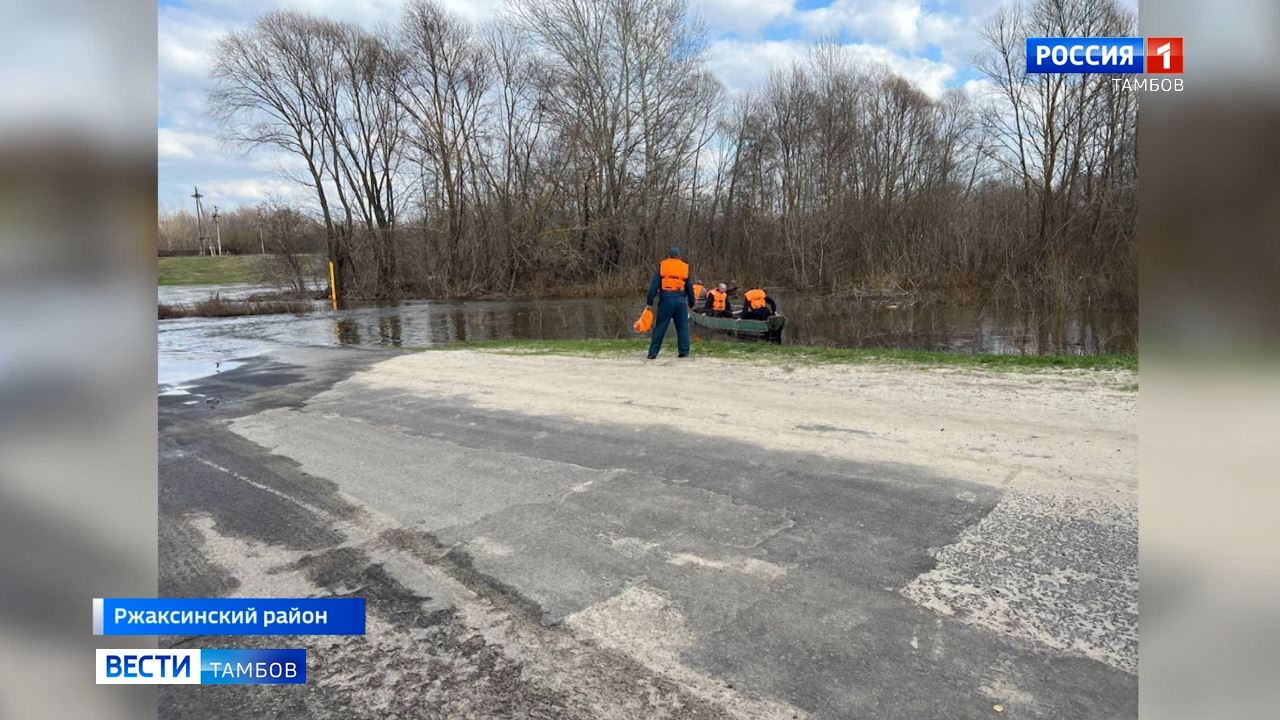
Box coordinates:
[609,536,659,559]
[666,552,787,580]
[186,514,318,598]
[902,491,1138,673]
[469,535,514,557]
[566,586,806,720]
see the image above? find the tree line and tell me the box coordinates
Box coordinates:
[197,0,1136,306]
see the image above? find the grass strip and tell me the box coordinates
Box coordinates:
[438,338,1137,372]
[158,255,266,285]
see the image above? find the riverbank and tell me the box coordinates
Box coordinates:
[158,253,330,286]
[441,338,1138,373]
[380,347,1136,498]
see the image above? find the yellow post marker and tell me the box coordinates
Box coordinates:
[328,260,338,310]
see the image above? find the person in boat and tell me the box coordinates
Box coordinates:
[739,287,776,321]
[645,247,696,359]
[692,280,707,303]
[702,283,732,317]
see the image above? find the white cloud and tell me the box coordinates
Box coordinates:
[704,39,807,92]
[798,0,928,48]
[199,178,310,206]
[158,0,995,209]
[706,37,956,98]
[158,21,220,82]
[689,0,794,36]
[186,0,501,27]
[961,77,999,101]
[158,128,208,160]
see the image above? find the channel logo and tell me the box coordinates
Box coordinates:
[96,649,306,685]
[1026,37,1183,74]
[1146,37,1183,74]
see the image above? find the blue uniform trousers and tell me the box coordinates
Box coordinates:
[648,292,690,358]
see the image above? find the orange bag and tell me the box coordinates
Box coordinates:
[633,306,654,333]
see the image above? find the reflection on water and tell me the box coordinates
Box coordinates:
[282,298,640,347]
[158,290,1134,388]
[162,289,1141,386]
[776,293,1135,356]
[160,294,1137,354]
[299,294,1134,355]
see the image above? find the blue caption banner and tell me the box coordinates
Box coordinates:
[94,597,365,635]
[201,649,307,684]
[1026,37,1145,73]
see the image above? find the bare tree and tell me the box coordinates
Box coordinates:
[391,1,492,291]
[210,11,349,295]
[258,200,324,293]
[201,0,1135,307]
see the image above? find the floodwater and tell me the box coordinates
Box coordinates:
[158,283,277,305]
[158,287,1135,390]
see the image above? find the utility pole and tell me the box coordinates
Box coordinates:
[212,205,223,256]
[191,186,209,255]
[257,208,266,254]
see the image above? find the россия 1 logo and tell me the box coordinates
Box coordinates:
[1145,37,1183,74]
[1026,37,1183,74]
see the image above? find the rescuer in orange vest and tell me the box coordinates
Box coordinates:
[645,247,696,359]
[703,283,732,317]
[740,287,776,321]
[692,281,707,302]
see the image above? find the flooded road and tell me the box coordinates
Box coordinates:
[158,286,1135,390]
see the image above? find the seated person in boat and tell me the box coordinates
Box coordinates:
[740,287,776,320]
[692,280,707,303]
[702,283,732,317]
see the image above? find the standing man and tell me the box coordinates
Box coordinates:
[645,247,695,359]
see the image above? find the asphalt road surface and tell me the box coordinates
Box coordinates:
[159,346,1137,719]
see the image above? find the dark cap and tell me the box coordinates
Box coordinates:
[668,246,681,257]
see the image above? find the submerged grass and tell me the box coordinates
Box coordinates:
[442,338,1137,372]
[158,297,315,319]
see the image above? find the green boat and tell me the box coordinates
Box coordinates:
[690,310,786,342]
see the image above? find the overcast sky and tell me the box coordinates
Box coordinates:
[156,0,1127,213]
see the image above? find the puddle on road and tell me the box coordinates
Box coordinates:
[158,323,259,391]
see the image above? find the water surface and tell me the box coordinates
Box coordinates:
[158,288,1135,390]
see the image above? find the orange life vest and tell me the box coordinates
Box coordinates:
[633,306,654,333]
[707,288,727,312]
[744,288,767,310]
[693,283,706,299]
[659,258,689,292]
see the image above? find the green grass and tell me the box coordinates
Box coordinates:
[438,338,1138,372]
[157,255,267,285]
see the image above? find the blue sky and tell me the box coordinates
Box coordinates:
[156,0,1023,212]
